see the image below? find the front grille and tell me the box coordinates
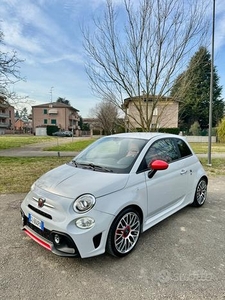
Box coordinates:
[28,204,52,219]
[23,214,52,241]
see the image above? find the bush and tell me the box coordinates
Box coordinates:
[189,121,201,136]
[217,118,225,142]
[158,128,180,134]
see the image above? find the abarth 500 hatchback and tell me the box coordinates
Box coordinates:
[21,132,208,258]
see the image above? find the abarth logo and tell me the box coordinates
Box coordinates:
[38,198,46,208]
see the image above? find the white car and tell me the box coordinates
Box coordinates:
[21,132,208,258]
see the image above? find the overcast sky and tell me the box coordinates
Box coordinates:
[1,0,225,117]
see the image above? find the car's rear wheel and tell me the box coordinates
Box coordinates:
[192,178,207,207]
[106,208,141,257]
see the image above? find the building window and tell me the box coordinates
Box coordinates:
[153,108,158,116]
[51,119,56,125]
[44,109,48,114]
[44,119,48,124]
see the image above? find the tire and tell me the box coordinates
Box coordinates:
[192,178,207,207]
[106,208,141,257]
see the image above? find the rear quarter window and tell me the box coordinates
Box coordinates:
[175,139,192,158]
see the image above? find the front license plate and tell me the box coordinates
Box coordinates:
[28,213,44,231]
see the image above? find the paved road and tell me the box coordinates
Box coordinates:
[0,140,225,158]
[0,177,225,300]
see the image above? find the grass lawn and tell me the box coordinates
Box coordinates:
[0,156,224,194]
[0,135,225,154]
[0,135,224,194]
[44,140,225,154]
[0,135,55,150]
[190,142,225,154]
[43,138,97,151]
[0,157,71,194]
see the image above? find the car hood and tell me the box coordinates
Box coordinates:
[34,163,129,198]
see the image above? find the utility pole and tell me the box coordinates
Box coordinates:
[207,0,215,166]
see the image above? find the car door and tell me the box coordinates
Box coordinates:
[142,138,191,219]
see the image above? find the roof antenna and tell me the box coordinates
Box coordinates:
[50,86,54,102]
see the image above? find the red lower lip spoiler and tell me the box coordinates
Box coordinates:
[24,228,52,251]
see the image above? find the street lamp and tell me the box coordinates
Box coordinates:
[207,0,215,166]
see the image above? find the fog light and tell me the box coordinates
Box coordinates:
[54,234,61,244]
[75,217,95,229]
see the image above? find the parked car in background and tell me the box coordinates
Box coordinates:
[52,130,72,137]
[21,132,208,258]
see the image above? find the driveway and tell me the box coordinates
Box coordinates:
[0,176,224,300]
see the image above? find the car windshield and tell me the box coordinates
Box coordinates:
[71,136,147,174]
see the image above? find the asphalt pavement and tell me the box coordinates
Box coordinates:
[0,138,225,299]
[0,176,225,300]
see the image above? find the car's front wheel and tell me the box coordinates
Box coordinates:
[192,178,207,207]
[106,208,141,257]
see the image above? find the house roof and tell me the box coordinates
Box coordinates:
[32,101,79,112]
[123,95,180,109]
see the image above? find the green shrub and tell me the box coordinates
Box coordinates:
[189,121,201,136]
[158,128,180,134]
[217,118,225,142]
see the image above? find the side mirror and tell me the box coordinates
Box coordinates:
[148,160,169,178]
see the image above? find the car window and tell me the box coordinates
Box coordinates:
[75,137,147,174]
[138,138,179,171]
[174,138,192,158]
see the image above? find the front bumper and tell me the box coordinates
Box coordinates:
[20,191,115,258]
[21,210,80,257]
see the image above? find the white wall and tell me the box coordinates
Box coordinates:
[184,136,216,143]
[35,127,47,136]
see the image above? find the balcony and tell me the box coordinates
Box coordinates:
[0,112,9,118]
[0,122,9,128]
[69,115,79,121]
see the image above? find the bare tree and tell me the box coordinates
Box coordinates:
[0,29,23,90]
[90,98,119,135]
[83,0,210,131]
[0,28,30,108]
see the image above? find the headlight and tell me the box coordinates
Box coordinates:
[73,194,96,213]
[75,217,95,229]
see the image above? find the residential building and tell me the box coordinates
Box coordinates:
[15,118,32,133]
[123,95,179,131]
[0,93,15,134]
[82,118,103,135]
[32,102,80,135]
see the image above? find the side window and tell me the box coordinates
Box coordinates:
[175,138,192,158]
[145,138,179,166]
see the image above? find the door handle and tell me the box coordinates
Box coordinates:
[180,169,187,175]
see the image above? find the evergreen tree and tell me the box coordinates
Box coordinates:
[171,47,224,131]
[20,107,28,120]
[56,97,70,106]
[15,110,20,119]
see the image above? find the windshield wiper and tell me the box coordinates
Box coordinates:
[76,162,113,173]
[89,163,113,172]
